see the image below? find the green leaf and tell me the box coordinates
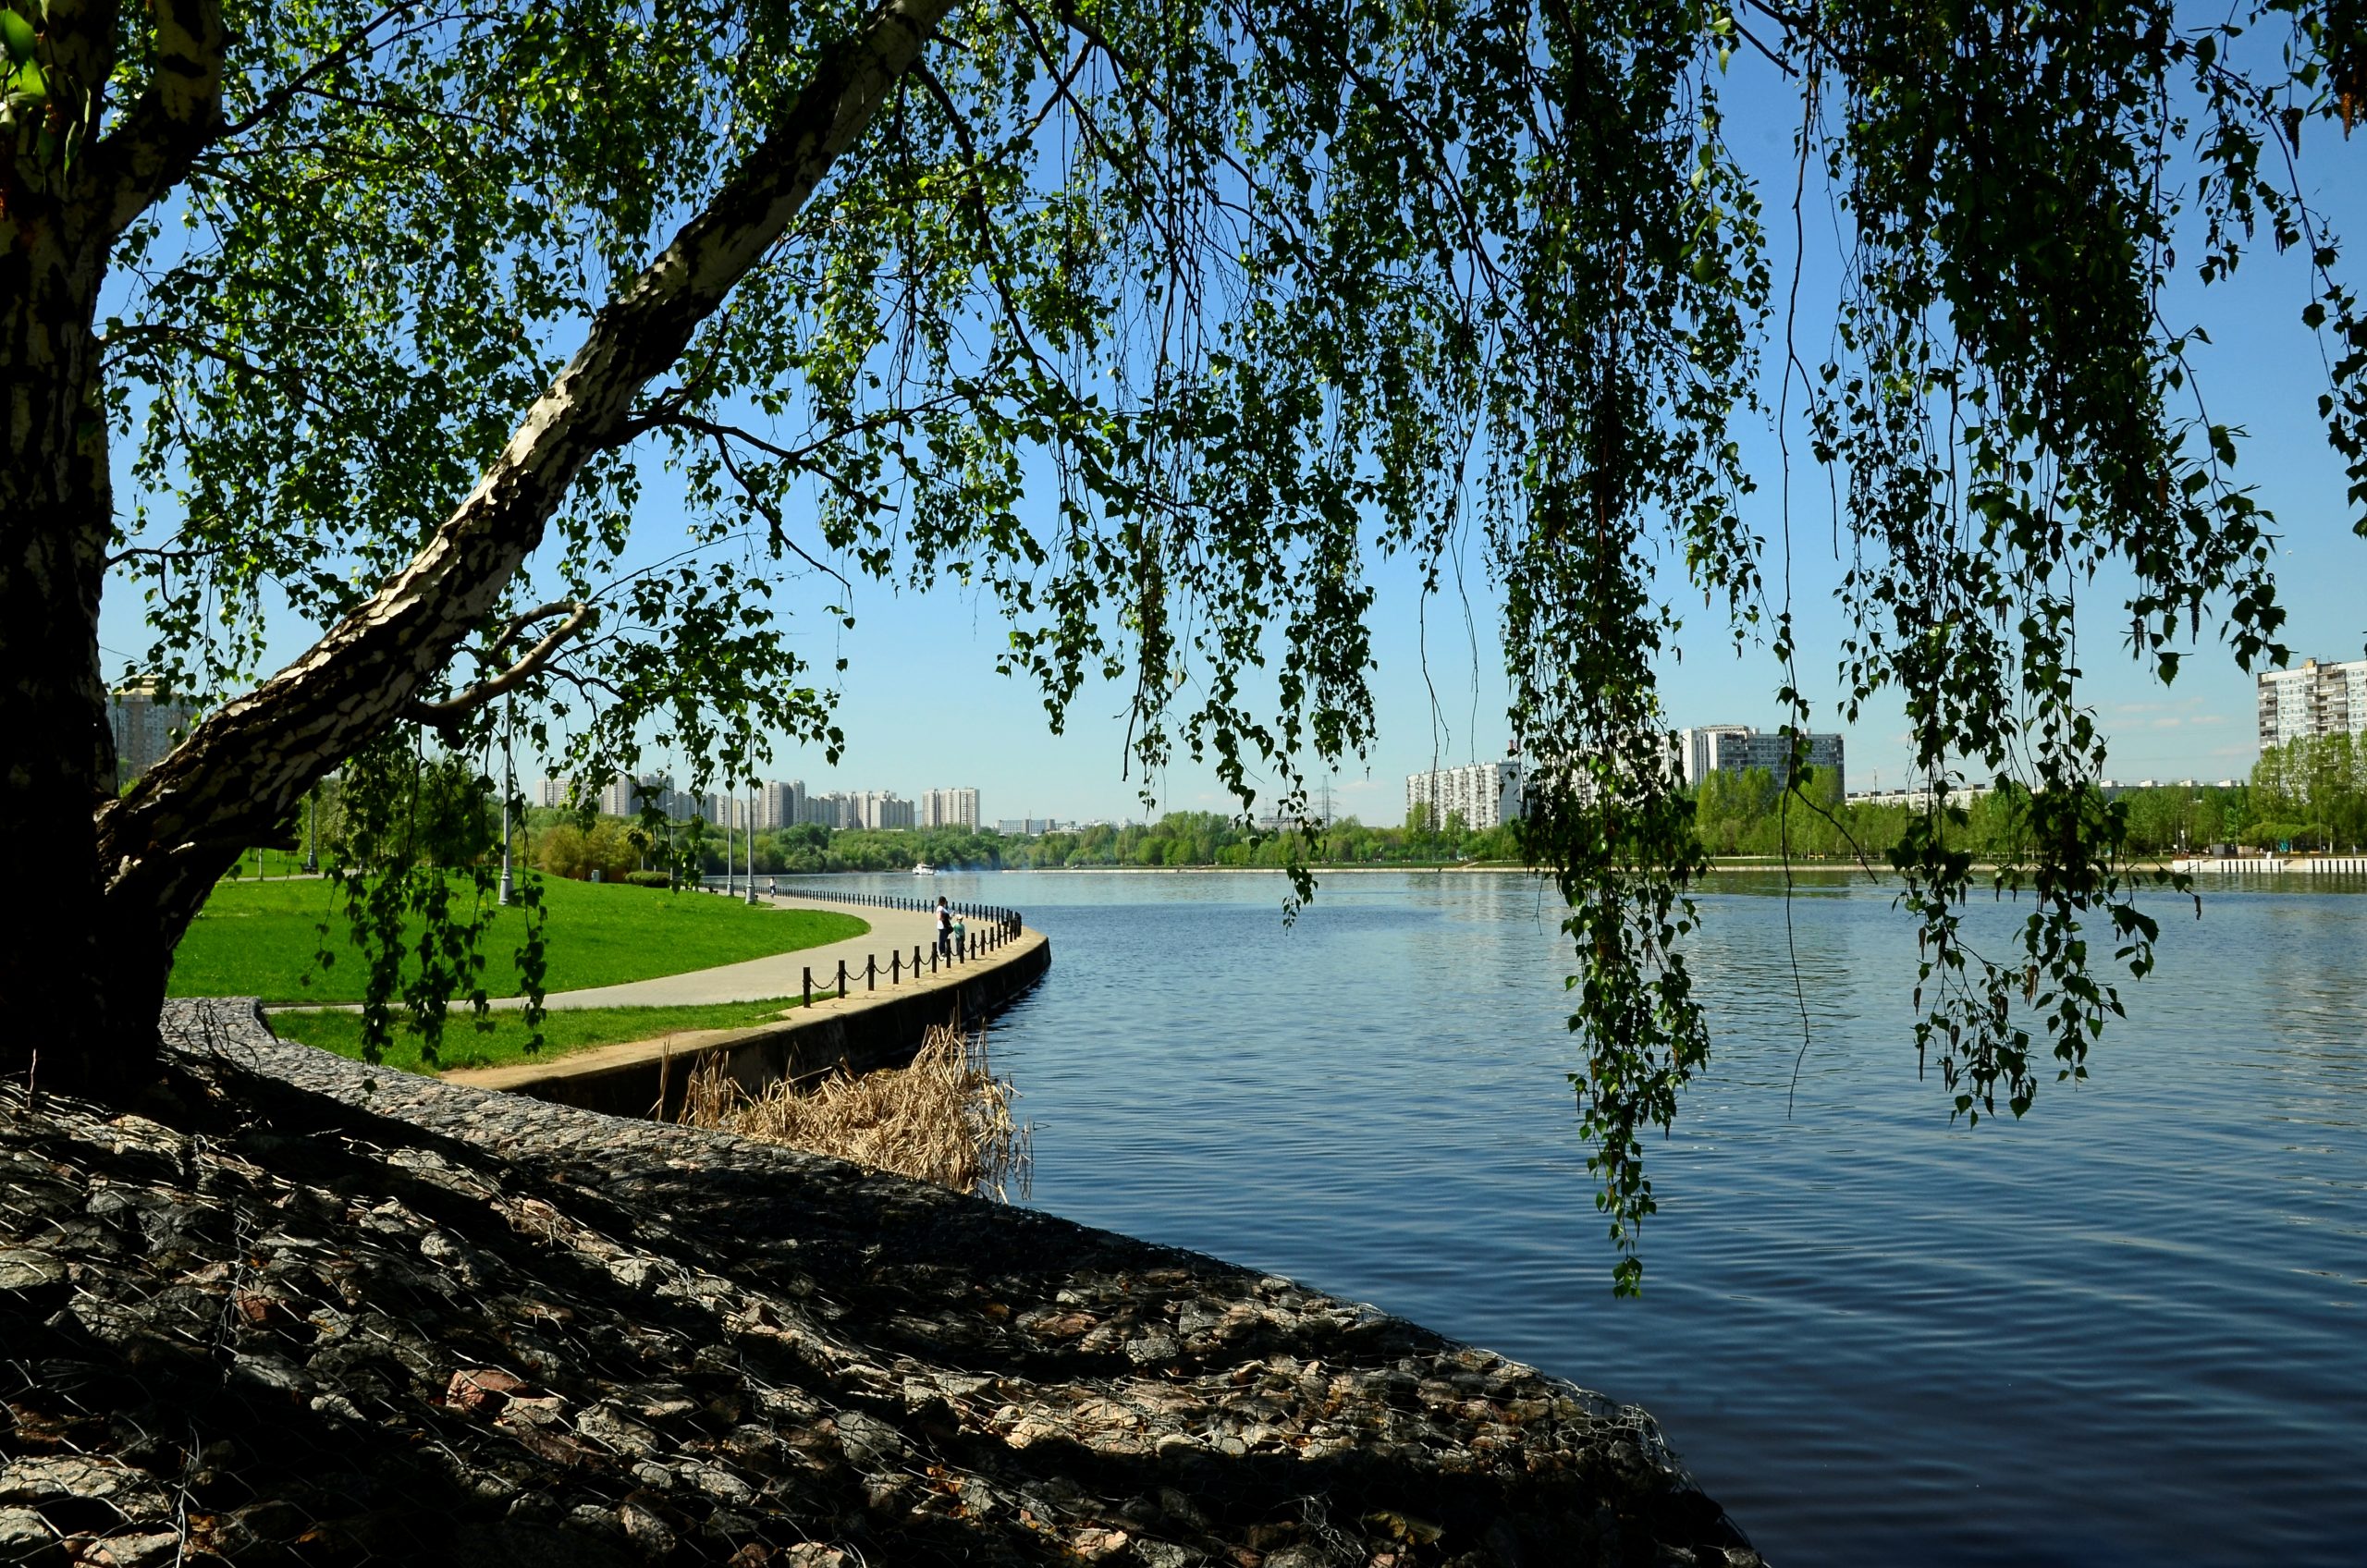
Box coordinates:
[0,10,34,66]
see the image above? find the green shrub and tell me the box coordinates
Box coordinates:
[623,869,674,888]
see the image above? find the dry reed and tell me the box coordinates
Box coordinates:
[677,1021,1031,1200]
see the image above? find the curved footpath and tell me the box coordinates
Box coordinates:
[0,1001,1760,1567]
[443,892,943,1014]
[529,892,944,1011]
[445,896,1049,1119]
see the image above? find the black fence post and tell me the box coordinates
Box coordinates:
[891,950,901,984]
[836,959,847,996]
[803,966,813,1008]
[866,954,876,991]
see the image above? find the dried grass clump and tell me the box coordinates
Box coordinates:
[679,1022,1031,1200]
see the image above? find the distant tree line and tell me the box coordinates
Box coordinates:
[1691,745,2367,864]
[527,815,1012,879]
[516,804,1523,879]
[287,746,2367,889]
[2238,736,2367,852]
[998,811,1522,868]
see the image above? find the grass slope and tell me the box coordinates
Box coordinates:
[269,994,838,1074]
[171,876,867,1004]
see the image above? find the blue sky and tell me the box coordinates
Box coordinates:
[98,40,2367,827]
[785,52,2367,823]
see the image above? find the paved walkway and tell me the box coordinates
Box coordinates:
[528,891,943,1010]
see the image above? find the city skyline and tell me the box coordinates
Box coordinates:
[542,774,986,834]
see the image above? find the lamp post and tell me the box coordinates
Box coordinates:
[746,783,762,905]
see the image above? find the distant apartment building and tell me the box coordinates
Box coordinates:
[996,817,1074,836]
[599,772,701,821]
[107,680,198,787]
[829,790,914,831]
[1669,725,1846,796]
[2257,657,2367,750]
[759,779,804,830]
[1405,760,1524,831]
[581,778,950,832]
[918,786,981,830]
[1846,783,1992,810]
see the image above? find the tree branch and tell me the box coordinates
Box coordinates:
[99,0,963,932]
[218,7,439,140]
[402,602,597,731]
[91,0,227,239]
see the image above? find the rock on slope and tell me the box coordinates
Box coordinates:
[0,1000,1760,1567]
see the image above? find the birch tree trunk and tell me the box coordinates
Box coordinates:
[2,0,958,1095]
[0,214,150,1095]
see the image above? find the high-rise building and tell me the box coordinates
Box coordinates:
[918,787,980,830]
[1668,726,1846,795]
[1405,760,1524,831]
[600,772,698,820]
[107,680,198,787]
[844,790,914,830]
[1668,725,1755,790]
[2257,657,2367,750]
[759,779,804,830]
[597,772,632,818]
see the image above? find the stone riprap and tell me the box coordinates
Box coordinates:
[0,1000,1760,1566]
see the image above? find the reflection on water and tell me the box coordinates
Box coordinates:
[794,870,2367,1568]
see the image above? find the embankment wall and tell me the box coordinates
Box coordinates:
[445,927,1050,1119]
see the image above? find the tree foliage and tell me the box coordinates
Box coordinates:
[4,0,2362,1287]
[2250,734,2367,846]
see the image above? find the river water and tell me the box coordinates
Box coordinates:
[801,868,2367,1566]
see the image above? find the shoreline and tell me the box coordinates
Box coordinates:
[0,1000,1763,1566]
[444,925,1052,1118]
[812,858,2367,879]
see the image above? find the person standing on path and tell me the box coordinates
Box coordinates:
[935,895,953,959]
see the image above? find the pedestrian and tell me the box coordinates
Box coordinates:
[935,895,953,958]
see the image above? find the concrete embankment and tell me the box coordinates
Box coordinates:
[0,1000,1760,1566]
[445,920,1050,1120]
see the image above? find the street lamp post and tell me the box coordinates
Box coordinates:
[746,784,761,905]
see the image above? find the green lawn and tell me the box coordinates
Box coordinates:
[268,994,839,1074]
[171,876,867,1004]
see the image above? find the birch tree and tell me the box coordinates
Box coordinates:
[3,0,2360,1287]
